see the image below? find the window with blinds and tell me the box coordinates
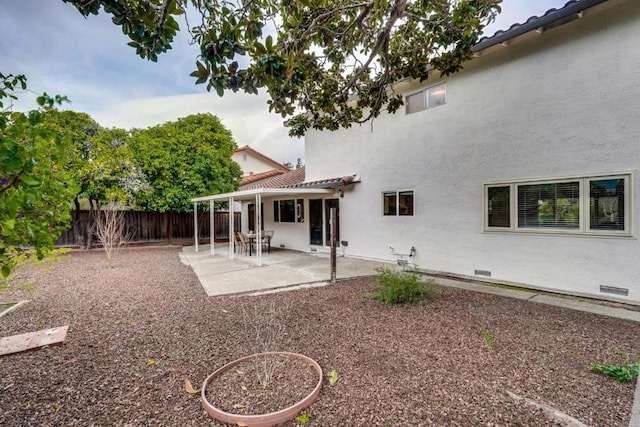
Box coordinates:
[517,181,580,229]
[484,173,631,236]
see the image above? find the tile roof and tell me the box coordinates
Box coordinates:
[239,169,289,186]
[474,0,608,52]
[239,166,358,191]
[287,174,355,189]
[240,167,306,190]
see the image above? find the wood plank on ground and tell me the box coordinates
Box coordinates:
[0,326,69,356]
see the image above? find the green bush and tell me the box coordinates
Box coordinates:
[368,268,437,304]
[590,362,639,382]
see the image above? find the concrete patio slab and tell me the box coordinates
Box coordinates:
[180,244,388,297]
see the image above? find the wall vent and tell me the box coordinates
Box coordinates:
[309,247,316,252]
[599,285,629,297]
[474,269,491,277]
[280,244,286,248]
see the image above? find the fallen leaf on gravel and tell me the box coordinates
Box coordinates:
[184,379,200,394]
[236,422,248,427]
[233,403,247,409]
[146,359,156,366]
[127,320,137,326]
[241,384,247,391]
[221,309,228,313]
[236,369,244,375]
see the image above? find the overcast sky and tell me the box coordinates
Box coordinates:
[1,0,567,165]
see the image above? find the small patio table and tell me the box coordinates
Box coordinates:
[245,233,271,256]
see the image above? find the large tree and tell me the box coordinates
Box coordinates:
[44,110,144,249]
[130,113,242,213]
[63,0,500,136]
[0,74,78,276]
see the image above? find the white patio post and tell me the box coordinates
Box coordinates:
[229,197,235,260]
[210,200,215,255]
[193,202,199,252]
[256,193,262,267]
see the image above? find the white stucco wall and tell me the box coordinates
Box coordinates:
[232,151,282,176]
[304,1,640,303]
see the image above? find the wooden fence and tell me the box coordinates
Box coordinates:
[55,211,241,247]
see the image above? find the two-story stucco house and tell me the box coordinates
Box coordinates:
[194,0,640,305]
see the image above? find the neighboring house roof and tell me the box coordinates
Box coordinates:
[239,169,289,186]
[234,145,290,171]
[474,0,608,52]
[240,167,306,190]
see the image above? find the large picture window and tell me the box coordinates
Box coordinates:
[273,199,304,223]
[383,190,414,216]
[484,174,632,236]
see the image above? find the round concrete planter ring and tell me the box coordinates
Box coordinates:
[201,352,323,427]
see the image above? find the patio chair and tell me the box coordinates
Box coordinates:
[235,232,249,255]
[237,232,254,255]
[261,230,274,253]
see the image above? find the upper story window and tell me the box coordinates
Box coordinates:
[484,173,632,236]
[406,83,446,115]
[273,199,304,223]
[383,190,414,216]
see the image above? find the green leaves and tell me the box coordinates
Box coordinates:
[129,113,242,213]
[590,362,640,382]
[1,74,76,278]
[190,61,210,85]
[64,0,502,136]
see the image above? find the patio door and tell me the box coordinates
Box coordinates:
[309,198,339,246]
[248,203,264,232]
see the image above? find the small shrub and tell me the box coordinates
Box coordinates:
[590,362,639,382]
[368,268,437,304]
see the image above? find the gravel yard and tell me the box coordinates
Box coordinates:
[0,246,638,426]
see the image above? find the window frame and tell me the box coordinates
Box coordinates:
[483,172,633,237]
[382,190,415,217]
[273,198,304,223]
[405,83,446,115]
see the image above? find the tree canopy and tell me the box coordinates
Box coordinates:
[0,74,78,276]
[130,113,242,213]
[63,0,501,136]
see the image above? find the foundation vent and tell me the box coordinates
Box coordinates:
[599,285,628,297]
[474,269,491,277]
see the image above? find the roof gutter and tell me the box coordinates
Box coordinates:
[472,0,609,52]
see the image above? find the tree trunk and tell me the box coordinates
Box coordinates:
[72,197,85,249]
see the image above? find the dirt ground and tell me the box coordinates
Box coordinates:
[0,246,638,426]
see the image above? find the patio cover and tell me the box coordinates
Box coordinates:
[190,187,334,266]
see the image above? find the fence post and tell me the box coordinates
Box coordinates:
[194,202,199,252]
